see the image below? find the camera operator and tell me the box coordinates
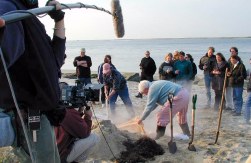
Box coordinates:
[0,0,66,162]
[55,106,100,163]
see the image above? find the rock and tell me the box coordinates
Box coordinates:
[124,73,140,82]
[62,73,97,79]
[61,73,77,79]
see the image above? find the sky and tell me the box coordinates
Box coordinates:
[39,0,251,40]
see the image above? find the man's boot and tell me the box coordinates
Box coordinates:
[155,126,166,140]
[179,123,191,137]
[135,92,142,98]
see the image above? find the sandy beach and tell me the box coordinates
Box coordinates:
[62,73,251,163]
[1,74,251,163]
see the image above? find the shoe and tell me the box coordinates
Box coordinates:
[232,112,241,116]
[135,93,142,98]
[101,104,105,108]
[155,126,166,140]
[225,107,232,111]
[179,123,191,137]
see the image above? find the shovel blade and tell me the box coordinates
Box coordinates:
[168,141,177,154]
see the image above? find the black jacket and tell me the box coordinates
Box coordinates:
[158,61,175,80]
[228,62,247,87]
[247,71,251,92]
[0,0,66,111]
[73,55,92,78]
[199,54,216,75]
[140,57,156,76]
[211,61,229,91]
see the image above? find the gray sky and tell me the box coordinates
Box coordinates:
[40,0,251,40]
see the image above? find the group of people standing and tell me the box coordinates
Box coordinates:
[135,47,251,141]
[199,47,249,123]
[73,47,250,143]
[2,0,249,163]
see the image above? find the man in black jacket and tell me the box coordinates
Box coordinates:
[225,47,240,111]
[136,51,156,98]
[198,47,216,108]
[73,48,92,85]
[227,55,247,116]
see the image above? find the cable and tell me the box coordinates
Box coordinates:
[0,47,35,163]
[3,10,36,17]
[89,102,117,161]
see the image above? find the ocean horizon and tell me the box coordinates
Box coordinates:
[62,37,251,75]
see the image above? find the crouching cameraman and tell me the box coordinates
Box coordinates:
[54,106,100,163]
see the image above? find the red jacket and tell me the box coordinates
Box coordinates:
[54,108,92,161]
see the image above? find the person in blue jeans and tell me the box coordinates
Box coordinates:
[73,48,92,85]
[227,55,247,116]
[245,58,251,124]
[102,63,135,119]
[97,55,116,108]
[198,47,216,108]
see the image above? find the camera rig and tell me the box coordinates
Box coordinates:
[59,80,103,109]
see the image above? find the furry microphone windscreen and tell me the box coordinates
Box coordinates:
[111,0,125,38]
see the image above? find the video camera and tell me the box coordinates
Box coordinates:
[59,80,103,108]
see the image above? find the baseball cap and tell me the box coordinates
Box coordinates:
[80,48,85,52]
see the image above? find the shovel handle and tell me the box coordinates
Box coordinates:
[168,93,174,104]
[168,93,174,141]
[192,94,197,110]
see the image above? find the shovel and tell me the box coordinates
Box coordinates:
[105,99,110,120]
[188,94,197,151]
[209,68,228,145]
[168,93,177,154]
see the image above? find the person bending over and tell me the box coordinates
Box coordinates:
[102,63,135,119]
[137,80,190,140]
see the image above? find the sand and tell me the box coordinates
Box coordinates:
[83,76,251,163]
[1,75,251,163]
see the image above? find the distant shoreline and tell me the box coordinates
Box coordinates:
[62,69,139,74]
[61,70,206,86]
[66,36,251,41]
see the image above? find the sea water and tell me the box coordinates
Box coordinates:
[63,37,251,74]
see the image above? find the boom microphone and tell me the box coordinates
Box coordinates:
[111,0,125,38]
[1,2,125,38]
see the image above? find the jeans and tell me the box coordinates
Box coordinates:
[78,77,91,85]
[225,87,234,109]
[109,85,135,117]
[233,87,243,114]
[204,74,212,106]
[100,86,111,104]
[245,92,251,122]
[14,115,60,163]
